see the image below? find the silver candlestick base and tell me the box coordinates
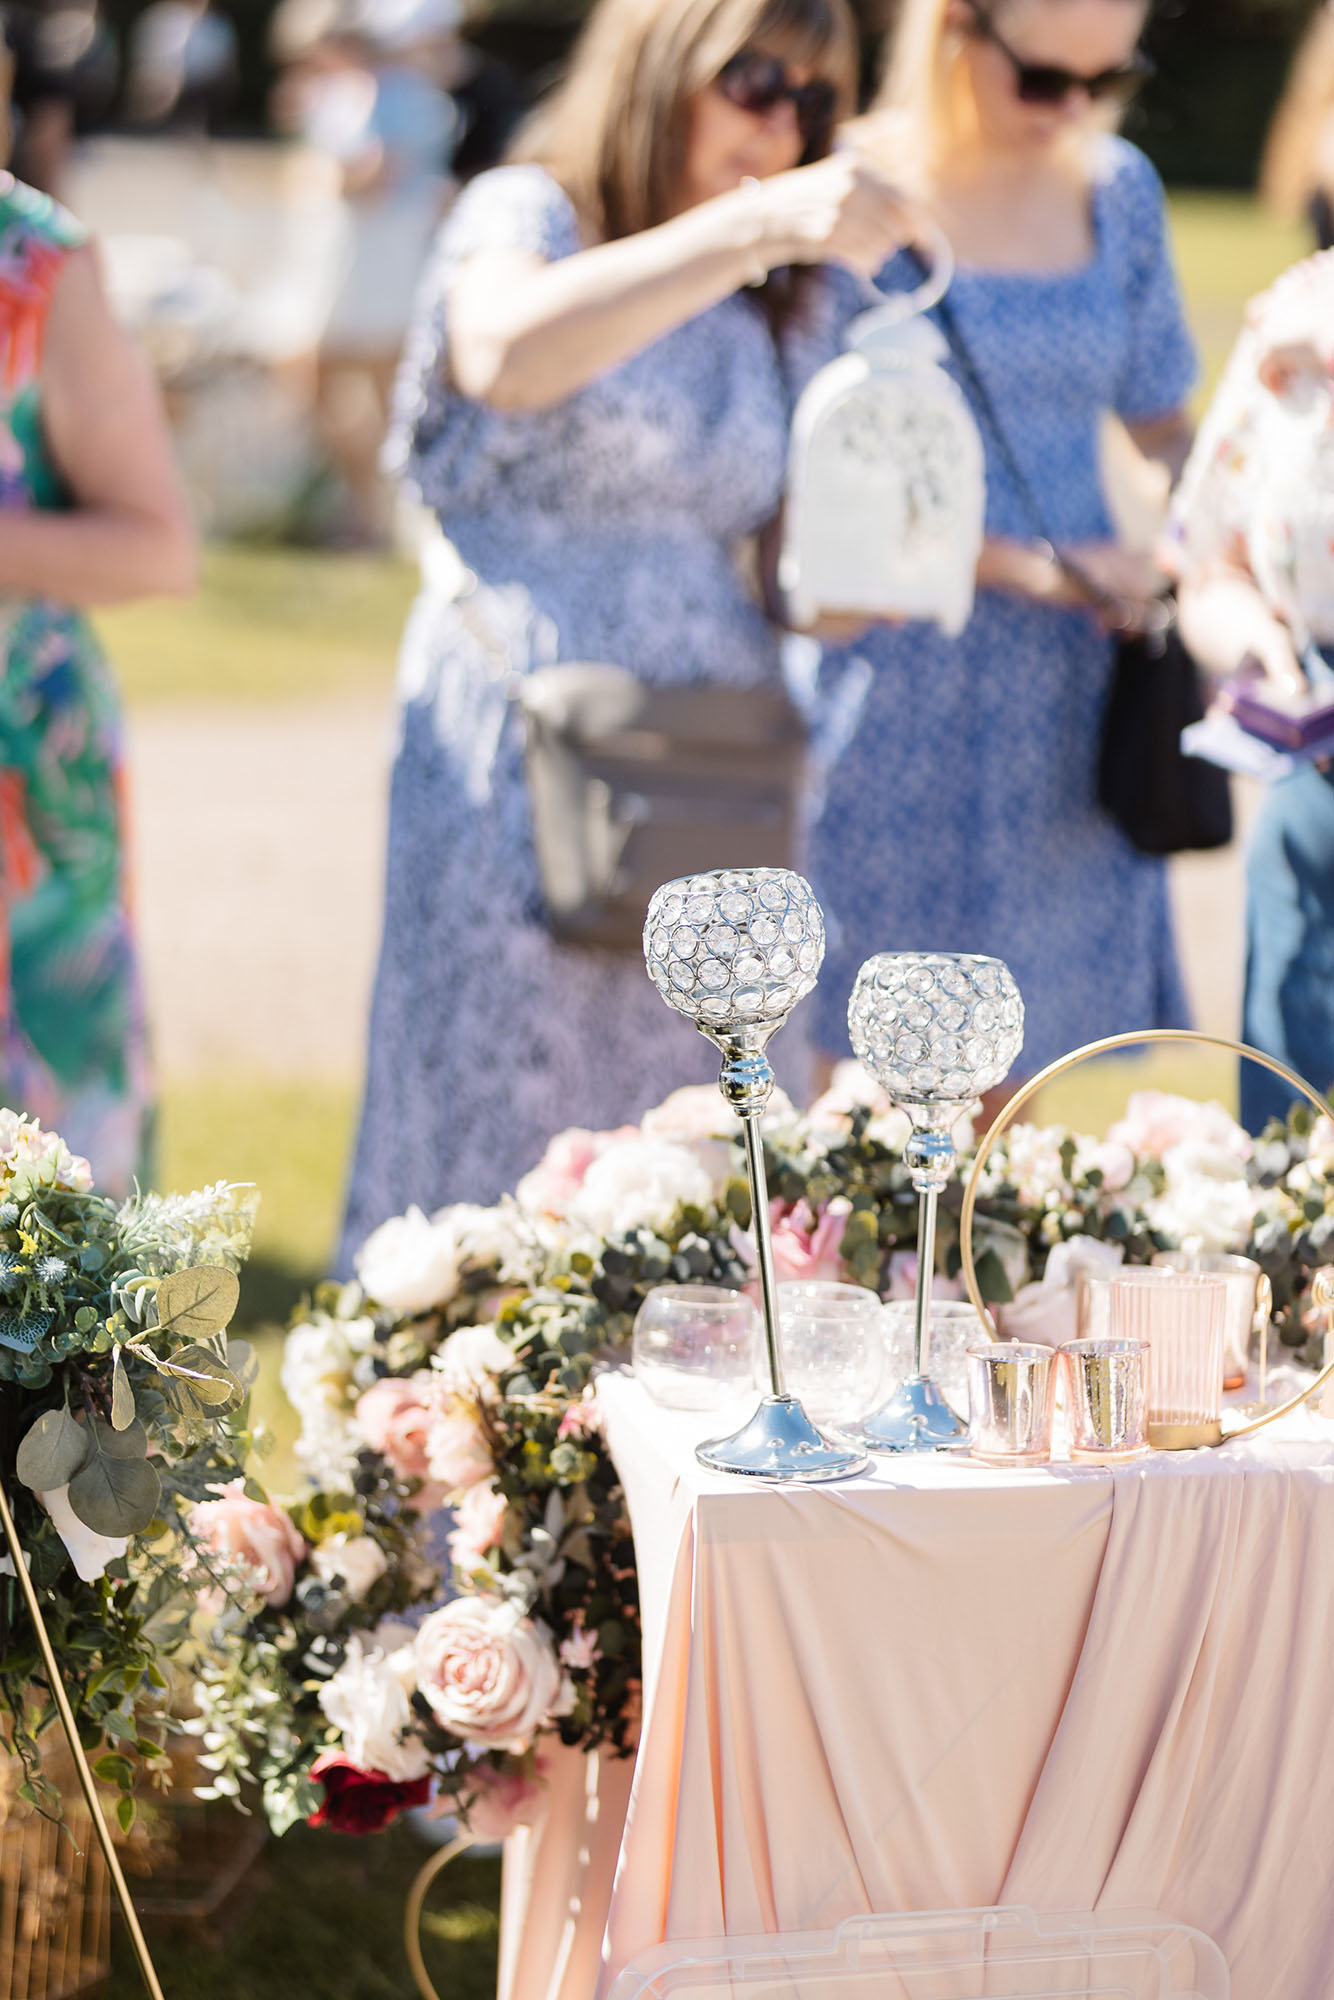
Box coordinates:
[697,1393,867,1481]
[842,1375,966,1452]
[644,868,866,1483]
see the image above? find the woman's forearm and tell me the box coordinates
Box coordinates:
[449,186,771,410]
[0,504,196,606]
[1176,569,1303,689]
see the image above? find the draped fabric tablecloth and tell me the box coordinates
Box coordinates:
[498,1371,1334,2000]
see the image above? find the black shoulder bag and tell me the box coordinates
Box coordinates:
[921,264,1231,858]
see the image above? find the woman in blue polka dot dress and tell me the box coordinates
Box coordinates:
[802,0,1197,1083]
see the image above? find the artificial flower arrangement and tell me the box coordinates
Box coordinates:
[0,1111,257,1826]
[223,1073,1333,1843]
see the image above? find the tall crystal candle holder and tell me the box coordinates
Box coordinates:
[843,952,1024,1453]
[644,869,867,1481]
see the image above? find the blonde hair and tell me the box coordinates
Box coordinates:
[1261,2,1334,220]
[864,0,1145,176]
[511,0,859,242]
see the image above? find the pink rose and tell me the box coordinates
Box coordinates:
[555,1391,600,1442]
[448,1481,508,1574]
[1107,1091,1250,1166]
[515,1126,638,1219]
[189,1481,306,1607]
[886,1250,962,1303]
[414,1598,563,1750]
[460,1758,547,1842]
[355,1373,437,1483]
[769,1198,850,1284]
[427,1408,493,1495]
[805,1060,893,1131]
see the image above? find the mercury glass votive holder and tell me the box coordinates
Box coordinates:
[1109,1270,1228,1449]
[632,1284,760,1412]
[967,1343,1057,1465]
[775,1282,885,1426]
[1059,1338,1150,1462]
[1151,1250,1260,1392]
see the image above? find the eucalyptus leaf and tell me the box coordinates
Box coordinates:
[67,1452,162,1538]
[159,1345,241,1409]
[155,1266,240,1338]
[15,1409,93,1492]
[225,1338,257,1389]
[110,1351,136,1431]
[90,1417,149,1462]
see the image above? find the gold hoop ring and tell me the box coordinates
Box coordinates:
[957,1028,1334,1444]
[404,1832,474,2000]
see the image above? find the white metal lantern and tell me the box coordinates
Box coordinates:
[781,233,986,638]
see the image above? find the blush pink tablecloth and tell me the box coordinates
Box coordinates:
[498,1372,1334,2000]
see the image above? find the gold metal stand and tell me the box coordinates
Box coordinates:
[0,1472,166,2000]
[404,1832,472,2000]
[957,1028,1334,1444]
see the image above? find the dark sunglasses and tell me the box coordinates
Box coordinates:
[963,0,1153,105]
[714,50,839,149]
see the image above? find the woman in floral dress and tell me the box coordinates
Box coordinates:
[0,167,195,1192]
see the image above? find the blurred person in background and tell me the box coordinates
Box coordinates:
[1262,1,1334,251]
[338,0,914,1253]
[800,0,1195,1093]
[0,44,196,1191]
[123,0,237,132]
[6,0,117,196]
[279,0,462,541]
[1168,253,1334,1130]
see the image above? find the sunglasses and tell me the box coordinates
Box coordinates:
[713,50,839,150]
[963,0,1153,105]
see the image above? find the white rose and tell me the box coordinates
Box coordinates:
[1161,1139,1251,1188]
[282,1316,373,1412]
[442,1200,530,1281]
[432,1323,514,1398]
[570,1135,714,1240]
[310,1533,389,1602]
[1041,1235,1125,1291]
[40,1484,128,1582]
[1146,1179,1266,1256]
[317,1635,431,1782]
[356,1206,465,1317]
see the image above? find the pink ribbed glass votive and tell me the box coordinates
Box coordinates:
[1109,1271,1228,1449]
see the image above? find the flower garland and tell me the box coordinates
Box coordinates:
[230,1074,1332,1842]
[0,1111,256,1824]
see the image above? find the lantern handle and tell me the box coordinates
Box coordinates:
[848,223,956,345]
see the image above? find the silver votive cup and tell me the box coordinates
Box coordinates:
[967,1343,1057,1465]
[1060,1338,1150,1462]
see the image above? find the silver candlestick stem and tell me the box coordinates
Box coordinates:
[644,869,866,1481]
[843,952,1025,1454]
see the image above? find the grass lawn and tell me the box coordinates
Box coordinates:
[102,1827,502,2000]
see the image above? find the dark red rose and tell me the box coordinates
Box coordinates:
[308,1752,432,1835]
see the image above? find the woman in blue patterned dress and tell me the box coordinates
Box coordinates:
[804,0,1196,1084]
[339,0,914,1251]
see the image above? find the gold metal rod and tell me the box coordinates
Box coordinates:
[404,1833,473,2000]
[0,1471,166,2000]
[956,1027,1334,1444]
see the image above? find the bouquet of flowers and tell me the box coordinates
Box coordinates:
[0,1110,257,1825]
[240,1073,1334,1843]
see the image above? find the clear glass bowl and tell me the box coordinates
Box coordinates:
[775,1281,885,1425]
[880,1299,983,1417]
[632,1284,760,1410]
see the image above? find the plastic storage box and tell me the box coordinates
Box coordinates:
[604,1904,1228,2000]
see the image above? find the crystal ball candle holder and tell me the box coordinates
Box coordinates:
[844,952,1024,1454]
[643,869,865,1482]
[644,869,825,1036]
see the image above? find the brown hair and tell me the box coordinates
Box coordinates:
[1261,1,1334,220]
[510,0,859,243]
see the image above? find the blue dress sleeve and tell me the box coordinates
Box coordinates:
[1098,138,1196,423]
[385,165,582,509]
